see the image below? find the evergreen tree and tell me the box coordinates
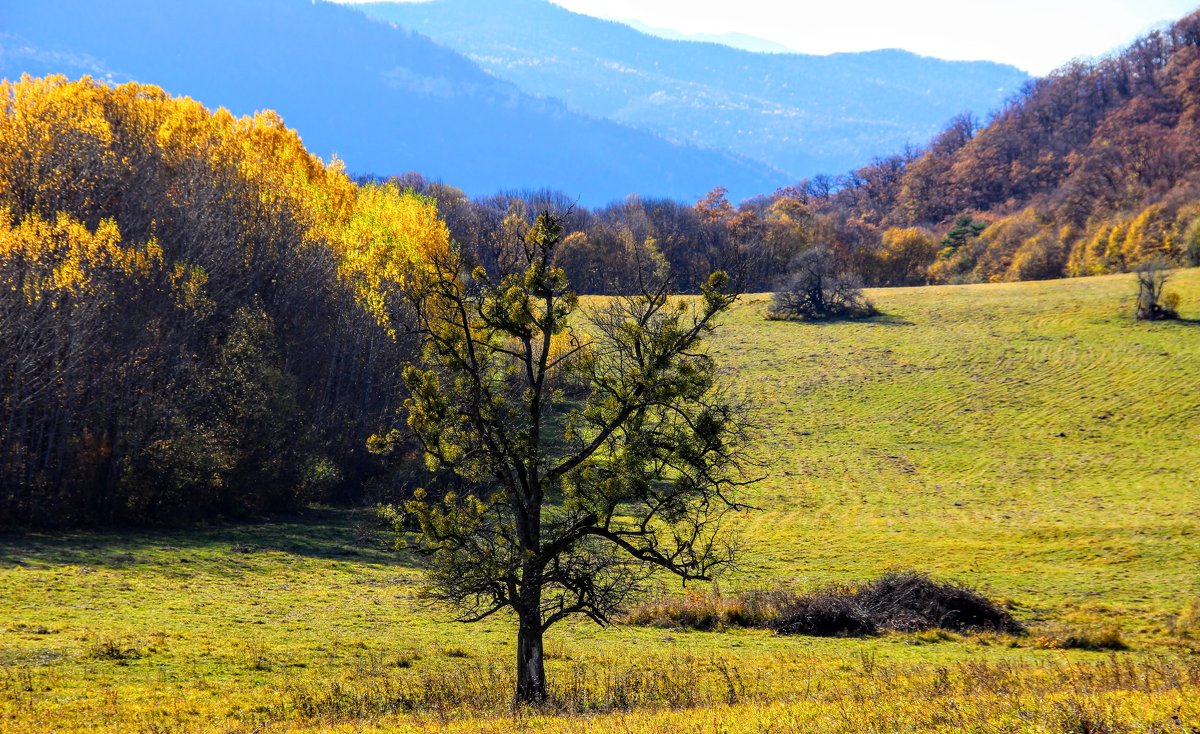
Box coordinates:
[380,212,757,704]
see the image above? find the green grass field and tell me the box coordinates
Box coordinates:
[2,270,1199,732]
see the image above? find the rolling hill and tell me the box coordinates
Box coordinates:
[782,10,1200,285]
[2,270,1198,731]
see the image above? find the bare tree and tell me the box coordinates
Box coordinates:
[1134,257,1179,320]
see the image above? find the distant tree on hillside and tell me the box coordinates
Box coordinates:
[1134,257,1180,320]
[938,216,987,257]
[879,227,938,285]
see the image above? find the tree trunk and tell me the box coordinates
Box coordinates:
[514,608,546,705]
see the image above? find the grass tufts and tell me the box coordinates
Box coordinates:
[85,638,142,662]
[624,587,800,631]
[1036,625,1129,651]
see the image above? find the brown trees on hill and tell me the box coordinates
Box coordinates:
[404,14,1200,299]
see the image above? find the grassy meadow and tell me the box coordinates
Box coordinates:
[2,269,1199,732]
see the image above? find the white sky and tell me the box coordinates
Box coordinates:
[335,0,1200,74]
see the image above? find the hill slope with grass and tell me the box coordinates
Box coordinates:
[2,270,1198,731]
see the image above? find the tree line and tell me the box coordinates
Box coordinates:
[392,11,1200,294]
[0,75,448,525]
[6,12,1199,523]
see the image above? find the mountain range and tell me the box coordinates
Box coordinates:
[1,0,1028,204]
[357,0,1030,178]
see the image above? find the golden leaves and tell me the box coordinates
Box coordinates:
[335,184,451,335]
[0,212,160,305]
[0,75,450,334]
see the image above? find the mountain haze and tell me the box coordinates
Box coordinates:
[0,0,785,204]
[617,20,799,55]
[357,0,1030,179]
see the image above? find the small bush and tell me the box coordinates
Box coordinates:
[1169,600,1200,638]
[852,571,1024,634]
[1036,626,1128,651]
[774,572,1023,638]
[626,572,1022,639]
[767,247,877,321]
[1134,258,1179,321]
[773,588,876,637]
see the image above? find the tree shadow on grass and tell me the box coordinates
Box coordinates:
[767,311,913,327]
[1170,316,1200,327]
[1126,314,1200,328]
[0,507,412,574]
[863,312,914,327]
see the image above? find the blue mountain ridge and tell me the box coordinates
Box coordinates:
[357,0,1030,179]
[0,0,787,205]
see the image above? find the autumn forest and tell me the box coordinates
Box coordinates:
[3,11,1200,523]
[2,4,1200,732]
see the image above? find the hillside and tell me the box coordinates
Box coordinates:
[785,10,1200,284]
[356,0,1029,179]
[3,270,1198,731]
[0,0,784,204]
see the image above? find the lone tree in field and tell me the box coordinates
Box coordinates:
[383,212,756,704]
[1134,257,1179,320]
[767,246,876,321]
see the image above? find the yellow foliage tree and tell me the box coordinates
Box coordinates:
[1066,225,1113,277]
[0,74,452,524]
[878,227,938,286]
[1122,204,1177,266]
[335,183,451,334]
[0,213,161,304]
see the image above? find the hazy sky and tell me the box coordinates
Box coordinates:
[336,0,1200,74]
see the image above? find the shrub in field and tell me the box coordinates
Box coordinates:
[627,572,1022,638]
[774,572,1022,637]
[772,588,877,637]
[849,571,1024,634]
[1036,625,1128,651]
[766,247,877,321]
[1134,257,1180,321]
[1170,599,1200,638]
